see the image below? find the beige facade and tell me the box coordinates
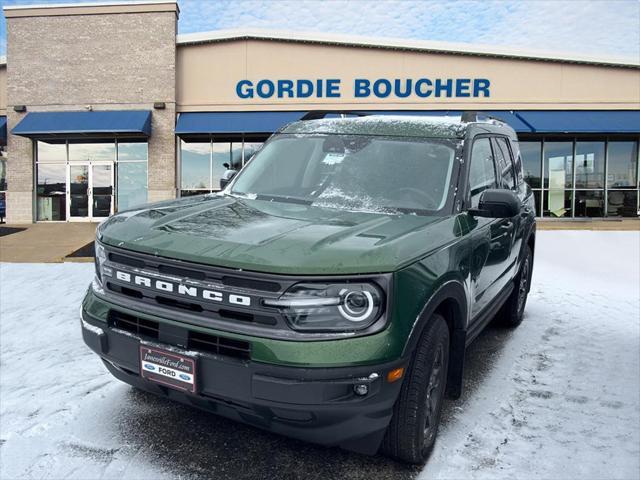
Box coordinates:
[176,39,640,112]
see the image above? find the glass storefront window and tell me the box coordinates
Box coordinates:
[37,141,66,163]
[118,141,148,161]
[117,161,147,211]
[0,154,7,191]
[544,190,572,218]
[574,190,604,217]
[212,142,231,189]
[607,190,638,217]
[243,142,263,164]
[69,141,115,162]
[36,164,67,221]
[607,142,638,188]
[181,140,211,191]
[180,139,267,196]
[574,141,604,189]
[544,142,573,189]
[520,141,542,188]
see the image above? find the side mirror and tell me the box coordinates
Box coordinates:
[219,169,238,190]
[469,189,520,218]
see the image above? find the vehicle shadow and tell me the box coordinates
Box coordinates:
[114,324,514,480]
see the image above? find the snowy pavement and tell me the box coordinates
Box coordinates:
[0,230,639,480]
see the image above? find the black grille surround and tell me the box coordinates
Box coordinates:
[108,310,251,360]
[96,242,393,342]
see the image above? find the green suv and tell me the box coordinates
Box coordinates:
[82,112,535,464]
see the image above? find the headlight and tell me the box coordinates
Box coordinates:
[263,282,384,332]
[94,241,111,283]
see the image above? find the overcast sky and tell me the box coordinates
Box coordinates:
[1,0,639,60]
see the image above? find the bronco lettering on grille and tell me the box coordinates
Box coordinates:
[114,270,251,306]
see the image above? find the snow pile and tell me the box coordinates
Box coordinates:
[422,230,640,479]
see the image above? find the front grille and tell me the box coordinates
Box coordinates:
[109,310,159,339]
[107,310,251,361]
[188,331,251,359]
[103,248,287,329]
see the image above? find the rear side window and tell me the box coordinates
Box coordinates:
[509,139,525,184]
[468,137,497,208]
[493,137,516,190]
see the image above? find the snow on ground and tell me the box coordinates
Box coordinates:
[0,230,638,480]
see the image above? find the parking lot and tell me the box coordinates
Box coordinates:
[0,230,638,480]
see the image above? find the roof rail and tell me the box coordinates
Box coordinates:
[460,111,506,125]
[300,111,370,121]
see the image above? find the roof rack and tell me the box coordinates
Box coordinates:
[300,111,370,121]
[460,111,507,125]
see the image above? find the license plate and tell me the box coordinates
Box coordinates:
[140,345,197,393]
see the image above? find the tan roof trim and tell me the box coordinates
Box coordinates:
[177,28,640,69]
[4,1,179,18]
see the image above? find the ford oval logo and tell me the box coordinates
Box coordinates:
[144,363,156,371]
[179,373,190,381]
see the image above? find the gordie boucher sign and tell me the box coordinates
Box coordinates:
[236,78,491,99]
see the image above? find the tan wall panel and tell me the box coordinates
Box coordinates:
[177,39,640,111]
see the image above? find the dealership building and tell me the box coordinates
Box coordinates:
[0,0,639,224]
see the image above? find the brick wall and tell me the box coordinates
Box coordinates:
[5,8,177,222]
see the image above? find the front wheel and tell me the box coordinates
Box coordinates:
[381,314,449,464]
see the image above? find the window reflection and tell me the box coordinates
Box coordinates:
[520,141,541,188]
[181,141,210,190]
[575,141,604,189]
[180,140,265,196]
[118,142,148,161]
[608,142,638,188]
[69,142,115,162]
[37,141,66,163]
[212,142,231,188]
[117,162,147,211]
[36,164,67,221]
[243,142,263,164]
[544,142,573,189]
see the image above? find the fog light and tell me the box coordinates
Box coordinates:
[353,384,369,396]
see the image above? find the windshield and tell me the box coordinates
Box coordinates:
[229,133,459,215]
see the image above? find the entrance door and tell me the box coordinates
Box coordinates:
[67,163,114,221]
[90,163,114,220]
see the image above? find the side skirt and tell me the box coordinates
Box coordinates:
[465,282,514,347]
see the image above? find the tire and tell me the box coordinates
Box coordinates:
[381,314,450,464]
[498,245,533,327]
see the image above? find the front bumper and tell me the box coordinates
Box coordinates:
[81,310,406,455]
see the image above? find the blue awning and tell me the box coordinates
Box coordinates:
[176,111,308,136]
[515,110,640,133]
[12,110,152,139]
[0,116,6,146]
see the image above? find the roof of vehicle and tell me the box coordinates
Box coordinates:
[280,115,487,138]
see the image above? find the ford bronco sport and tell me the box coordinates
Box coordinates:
[82,112,536,464]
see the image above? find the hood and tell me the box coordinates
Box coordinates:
[98,194,459,275]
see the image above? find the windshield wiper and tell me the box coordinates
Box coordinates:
[383,206,432,216]
[255,194,313,205]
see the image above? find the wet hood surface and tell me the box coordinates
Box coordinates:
[99,194,457,275]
